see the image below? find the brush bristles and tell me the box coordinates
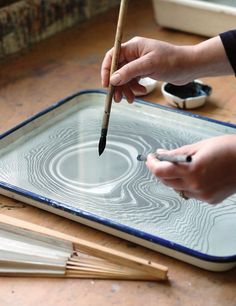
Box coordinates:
[98,136,106,156]
[98,128,107,155]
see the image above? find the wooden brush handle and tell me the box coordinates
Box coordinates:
[102,0,129,130]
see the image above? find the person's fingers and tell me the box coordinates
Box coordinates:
[122,84,135,103]
[113,80,146,103]
[130,80,147,95]
[161,178,185,190]
[110,55,154,86]
[156,144,196,158]
[146,153,188,179]
[101,46,129,87]
[101,50,113,87]
[114,87,123,103]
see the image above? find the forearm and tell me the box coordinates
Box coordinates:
[178,36,234,82]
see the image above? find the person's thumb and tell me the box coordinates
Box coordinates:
[110,56,151,86]
[156,144,195,157]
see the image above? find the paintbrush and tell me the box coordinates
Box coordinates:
[98,0,128,156]
[137,153,192,163]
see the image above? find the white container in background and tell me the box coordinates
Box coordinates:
[152,0,236,37]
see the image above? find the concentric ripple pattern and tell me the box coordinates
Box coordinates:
[1,94,236,257]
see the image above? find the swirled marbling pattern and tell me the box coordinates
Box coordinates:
[0,92,236,257]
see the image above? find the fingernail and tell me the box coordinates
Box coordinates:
[110,73,121,85]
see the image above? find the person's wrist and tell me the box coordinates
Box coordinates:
[191,36,234,77]
[171,45,198,84]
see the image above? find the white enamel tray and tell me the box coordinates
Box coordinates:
[0,90,236,271]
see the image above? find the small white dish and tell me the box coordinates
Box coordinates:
[161,80,212,109]
[134,77,159,96]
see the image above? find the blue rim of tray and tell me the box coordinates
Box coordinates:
[1,89,236,264]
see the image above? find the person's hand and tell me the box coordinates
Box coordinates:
[101,36,192,103]
[146,135,236,204]
[101,36,232,103]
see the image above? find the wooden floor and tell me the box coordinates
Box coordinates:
[0,1,236,305]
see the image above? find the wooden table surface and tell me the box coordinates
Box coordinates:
[0,1,236,305]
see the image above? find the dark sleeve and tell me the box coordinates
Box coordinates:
[219,30,236,75]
